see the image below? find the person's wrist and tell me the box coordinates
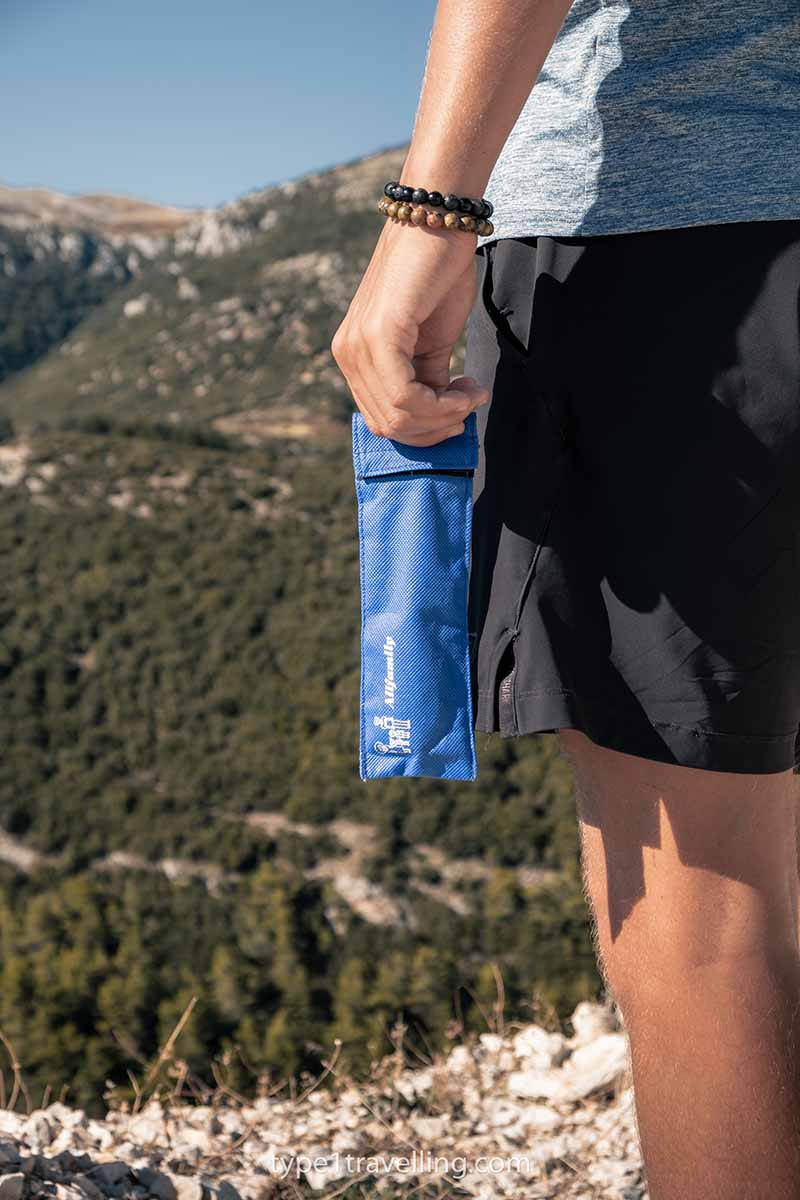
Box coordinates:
[399,150,491,201]
[378,210,479,253]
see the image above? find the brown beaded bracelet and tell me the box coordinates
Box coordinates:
[377,196,494,238]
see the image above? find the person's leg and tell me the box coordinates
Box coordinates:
[795,771,800,952]
[559,728,800,1200]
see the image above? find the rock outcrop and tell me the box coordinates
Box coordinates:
[0,1001,645,1200]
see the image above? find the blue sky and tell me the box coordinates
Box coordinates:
[1,0,436,208]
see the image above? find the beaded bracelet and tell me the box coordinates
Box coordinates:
[378,197,495,238]
[384,180,494,220]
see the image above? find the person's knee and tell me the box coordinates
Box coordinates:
[579,825,800,1021]
[557,730,800,1020]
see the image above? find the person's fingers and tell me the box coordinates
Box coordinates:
[412,343,452,393]
[376,419,468,448]
[425,422,469,444]
[440,375,491,409]
[355,336,438,439]
[366,342,486,439]
[333,312,490,444]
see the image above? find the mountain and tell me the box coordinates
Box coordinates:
[0,147,409,422]
[0,147,597,1109]
[0,183,196,388]
[0,184,196,237]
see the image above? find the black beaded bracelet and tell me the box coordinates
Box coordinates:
[383,180,494,221]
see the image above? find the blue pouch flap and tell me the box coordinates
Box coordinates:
[353,414,479,476]
[352,410,479,783]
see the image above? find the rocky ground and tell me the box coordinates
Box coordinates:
[0,1001,646,1200]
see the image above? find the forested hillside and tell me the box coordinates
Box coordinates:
[0,149,598,1112]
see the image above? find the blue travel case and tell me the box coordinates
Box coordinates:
[352,410,479,782]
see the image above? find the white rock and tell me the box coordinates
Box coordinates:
[128,1116,167,1146]
[214,1109,246,1134]
[44,1103,86,1129]
[170,1144,203,1167]
[23,1111,53,1147]
[177,277,200,302]
[445,1045,474,1073]
[302,1155,348,1190]
[507,1068,564,1101]
[123,294,151,318]
[552,1033,631,1103]
[108,1140,137,1161]
[335,1104,365,1131]
[415,1068,437,1094]
[483,1099,562,1134]
[569,1000,619,1045]
[408,1115,448,1140]
[139,1099,165,1120]
[517,1103,564,1131]
[84,1120,114,1150]
[586,1157,640,1188]
[330,1128,360,1153]
[173,1126,210,1150]
[511,1025,568,1068]
[478,1033,504,1054]
[173,1177,204,1200]
[480,1100,519,1129]
[393,1068,433,1103]
[47,1128,86,1155]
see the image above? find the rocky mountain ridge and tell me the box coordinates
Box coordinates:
[0,144,409,412]
[0,143,409,265]
[0,186,195,237]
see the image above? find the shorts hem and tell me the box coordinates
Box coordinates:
[475,205,800,248]
[474,690,800,776]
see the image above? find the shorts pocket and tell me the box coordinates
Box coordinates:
[481,238,539,362]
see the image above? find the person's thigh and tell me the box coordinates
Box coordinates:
[558,728,800,1012]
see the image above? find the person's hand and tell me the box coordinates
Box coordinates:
[331,217,490,447]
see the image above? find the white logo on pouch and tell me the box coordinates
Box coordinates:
[374,715,412,756]
[383,636,397,708]
[373,635,411,754]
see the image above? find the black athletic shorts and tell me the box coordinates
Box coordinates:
[464,219,800,774]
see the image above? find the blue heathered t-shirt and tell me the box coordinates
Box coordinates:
[476,0,800,248]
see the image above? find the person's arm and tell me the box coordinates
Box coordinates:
[331,0,574,447]
[403,0,574,200]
